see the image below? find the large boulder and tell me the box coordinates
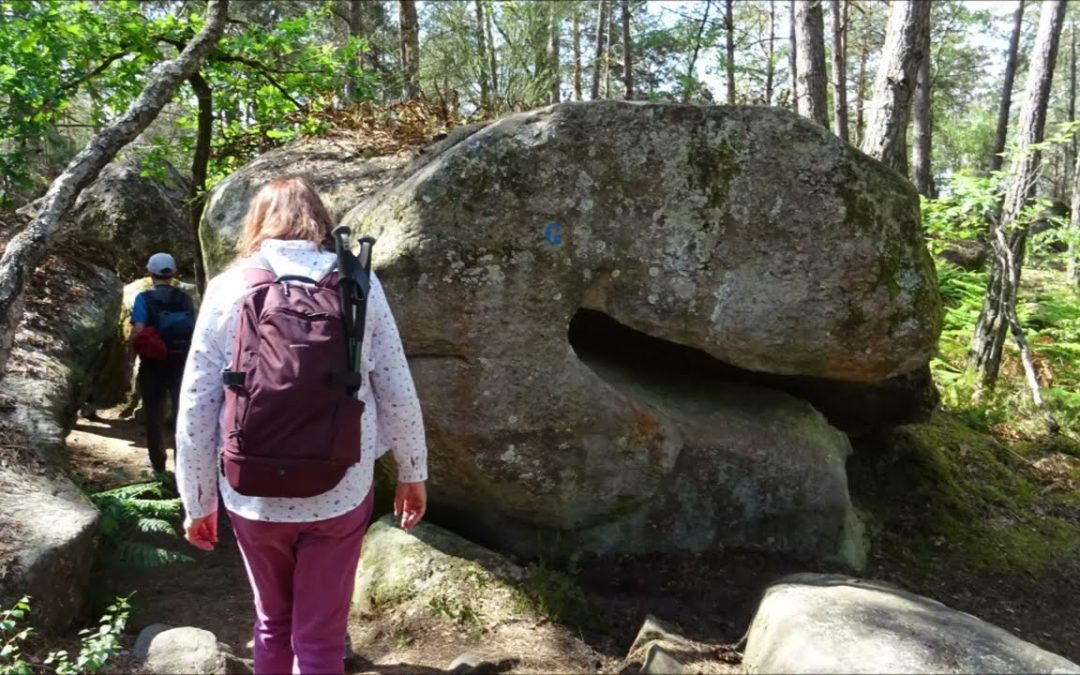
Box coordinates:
[199,134,416,276]
[342,101,938,563]
[60,160,193,280]
[0,253,121,632]
[743,573,1080,674]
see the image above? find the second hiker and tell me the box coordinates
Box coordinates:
[126,252,196,474]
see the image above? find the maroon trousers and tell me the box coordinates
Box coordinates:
[228,491,373,674]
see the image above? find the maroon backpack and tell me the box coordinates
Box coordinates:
[220,259,365,498]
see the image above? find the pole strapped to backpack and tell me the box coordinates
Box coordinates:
[333,225,375,399]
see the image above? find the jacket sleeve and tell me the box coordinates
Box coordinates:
[175,276,231,519]
[367,274,429,483]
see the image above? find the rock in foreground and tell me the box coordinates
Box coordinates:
[743,573,1080,674]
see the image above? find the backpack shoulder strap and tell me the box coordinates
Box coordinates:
[240,252,275,287]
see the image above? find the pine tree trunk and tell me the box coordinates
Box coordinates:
[795,0,828,126]
[855,44,867,145]
[831,0,849,142]
[591,0,609,100]
[990,0,1025,173]
[0,0,229,377]
[766,0,776,105]
[622,0,634,99]
[399,0,420,99]
[789,0,799,113]
[860,0,932,175]
[1067,145,1080,286]
[476,0,491,110]
[912,17,934,197]
[683,0,712,103]
[548,3,561,104]
[573,5,583,101]
[971,0,1066,392]
[603,2,615,98]
[485,1,498,107]
[725,0,736,104]
[344,0,365,102]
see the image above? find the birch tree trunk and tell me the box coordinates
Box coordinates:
[789,0,799,113]
[725,0,736,104]
[831,0,850,142]
[591,0,609,100]
[795,0,829,126]
[0,0,229,378]
[399,0,420,99]
[860,0,932,175]
[912,14,934,197]
[970,0,1066,397]
[622,0,634,100]
[990,0,1025,173]
[573,5,583,101]
[548,3,562,104]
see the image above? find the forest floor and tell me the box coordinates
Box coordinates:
[57,404,1080,673]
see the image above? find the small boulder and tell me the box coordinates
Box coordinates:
[743,573,1080,674]
[136,625,227,675]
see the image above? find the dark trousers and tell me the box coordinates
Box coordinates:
[138,355,185,473]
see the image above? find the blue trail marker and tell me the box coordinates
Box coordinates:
[544,221,562,245]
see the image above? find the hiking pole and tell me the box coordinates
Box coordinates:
[333,226,360,397]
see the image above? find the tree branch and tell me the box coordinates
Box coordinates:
[0,0,230,378]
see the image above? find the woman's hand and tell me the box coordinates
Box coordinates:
[394,481,427,532]
[184,512,219,551]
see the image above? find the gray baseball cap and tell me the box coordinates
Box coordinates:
[147,252,177,276]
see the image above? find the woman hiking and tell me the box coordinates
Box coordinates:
[175,176,428,674]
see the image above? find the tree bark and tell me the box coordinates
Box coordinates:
[789,0,799,113]
[795,0,828,126]
[683,0,712,103]
[860,0,932,175]
[970,0,1066,393]
[765,0,776,105]
[0,0,228,378]
[188,71,213,294]
[573,5,583,101]
[475,0,491,110]
[725,0,736,104]
[344,0,365,102]
[550,3,562,104]
[1067,26,1076,191]
[485,1,498,107]
[831,0,849,142]
[1069,140,1080,286]
[990,0,1025,173]
[591,0,609,100]
[603,2,616,98]
[622,0,633,100]
[855,43,867,145]
[399,0,420,99]
[912,13,934,197]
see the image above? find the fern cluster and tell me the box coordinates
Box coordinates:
[90,481,192,570]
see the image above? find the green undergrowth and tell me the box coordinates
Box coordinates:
[850,412,1080,576]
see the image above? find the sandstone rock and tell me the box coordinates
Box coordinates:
[199,135,413,276]
[0,254,120,632]
[743,573,1080,674]
[62,160,193,280]
[352,515,602,673]
[136,626,226,675]
[344,102,942,564]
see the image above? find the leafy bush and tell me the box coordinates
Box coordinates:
[0,596,128,675]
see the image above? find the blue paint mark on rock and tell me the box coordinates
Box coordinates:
[544,221,562,245]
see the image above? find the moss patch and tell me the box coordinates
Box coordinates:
[850,412,1080,576]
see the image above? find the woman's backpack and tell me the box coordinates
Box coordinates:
[220,260,367,498]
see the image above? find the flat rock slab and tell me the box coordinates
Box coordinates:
[744,573,1080,674]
